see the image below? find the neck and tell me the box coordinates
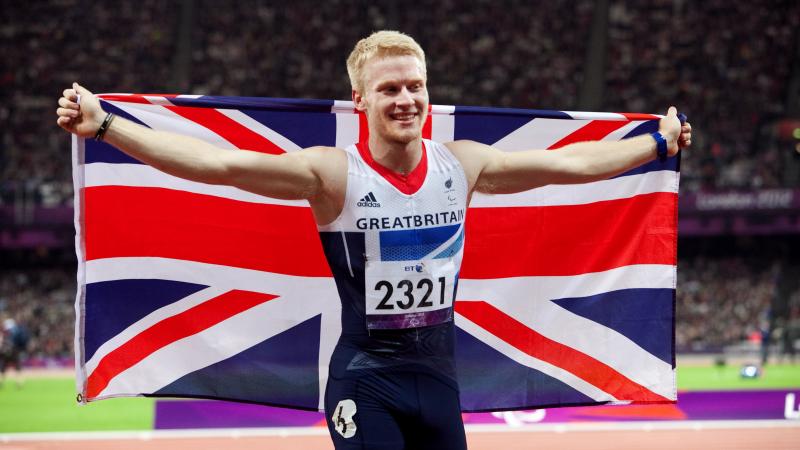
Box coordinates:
[367,134,423,175]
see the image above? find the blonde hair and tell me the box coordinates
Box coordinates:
[346,30,427,93]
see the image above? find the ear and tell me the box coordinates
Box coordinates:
[352,89,367,112]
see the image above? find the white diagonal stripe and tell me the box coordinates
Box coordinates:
[455,312,618,403]
[96,290,327,398]
[470,170,677,208]
[84,286,231,374]
[106,101,237,149]
[84,257,339,375]
[84,257,340,401]
[491,118,588,151]
[601,121,646,141]
[216,109,302,152]
[456,264,676,400]
[85,163,308,207]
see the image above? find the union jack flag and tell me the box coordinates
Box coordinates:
[73,95,678,411]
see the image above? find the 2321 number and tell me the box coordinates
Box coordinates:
[374,277,447,310]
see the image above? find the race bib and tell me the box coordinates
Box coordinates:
[365,258,456,330]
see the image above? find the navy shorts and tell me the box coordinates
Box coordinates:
[324,371,467,450]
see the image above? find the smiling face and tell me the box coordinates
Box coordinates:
[353,54,429,146]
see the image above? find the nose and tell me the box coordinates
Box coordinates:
[396,87,414,107]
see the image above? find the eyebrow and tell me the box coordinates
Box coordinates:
[374,78,425,90]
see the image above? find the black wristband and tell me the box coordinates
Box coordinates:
[651,131,668,162]
[94,112,115,141]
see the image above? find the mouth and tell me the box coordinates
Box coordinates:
[390,112,418,125]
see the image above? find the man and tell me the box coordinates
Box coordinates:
[1,318,29,389]
[57,30,691,450]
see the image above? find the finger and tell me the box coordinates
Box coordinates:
[57,116,73,128]
[73,82,93,97]
[57,107,80,118]
[58,97,80,110]
[63,88,78,102]
[667,106,677,118]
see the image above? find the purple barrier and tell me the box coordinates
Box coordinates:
[678,215,800,236]
[154,389,800,429]
[0,205,74,224]
[680,189,800,213]
[0,229,68,248]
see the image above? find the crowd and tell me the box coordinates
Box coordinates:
[676,257,778,352]
[0,268,75,363]
[603,0,800,192]
[2,1,799,207]
[1,0,178,207]
[188,0,594,108]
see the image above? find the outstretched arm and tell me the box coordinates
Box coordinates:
[56,83,335,200]
[448,107,692,195]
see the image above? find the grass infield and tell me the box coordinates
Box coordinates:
[0,377,153,433]
[677,362,800,391]
[1,363,799,433]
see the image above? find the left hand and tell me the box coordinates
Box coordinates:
[658,106,692,156]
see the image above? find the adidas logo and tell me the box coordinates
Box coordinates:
[357,192,381,207]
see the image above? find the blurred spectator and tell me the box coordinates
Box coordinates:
[0,269,75,363]
[1,317,30,387]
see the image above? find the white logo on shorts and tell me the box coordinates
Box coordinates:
[332,399,357,438]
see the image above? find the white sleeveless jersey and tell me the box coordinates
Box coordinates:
[318,139,468,331]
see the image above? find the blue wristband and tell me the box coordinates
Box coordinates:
[651,131,668,162]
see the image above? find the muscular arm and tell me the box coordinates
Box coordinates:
[57,83,340,201]
[103,117,325,200]
[448,107,692,195]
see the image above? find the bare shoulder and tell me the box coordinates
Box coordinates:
[445,139,490,152]
[299,145,347,161]
[295,145,347,172]
[444,139,499,160]
[301,146,348,225]
[301,145,348,188]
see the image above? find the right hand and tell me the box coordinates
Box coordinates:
[657,106,682,156]
[56,83,106,138]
